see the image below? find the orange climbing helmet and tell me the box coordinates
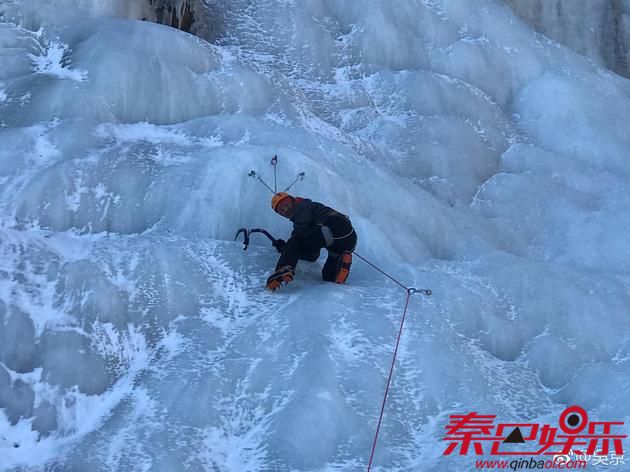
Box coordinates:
[271,192,292,211]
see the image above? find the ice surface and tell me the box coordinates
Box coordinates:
[505,0,630,79]
[1,0,629,471]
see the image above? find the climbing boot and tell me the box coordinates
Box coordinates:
[335,251,352,284]
[266,265,295,291]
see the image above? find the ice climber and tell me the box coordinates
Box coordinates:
[266,192,357,290]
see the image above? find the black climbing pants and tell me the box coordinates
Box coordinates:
[276,215,357,281]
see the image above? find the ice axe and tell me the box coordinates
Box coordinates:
[234,228,278,251]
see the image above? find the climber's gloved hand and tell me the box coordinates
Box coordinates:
[272,238,286,253]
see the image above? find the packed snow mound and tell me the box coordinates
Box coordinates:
[1,0,630,470]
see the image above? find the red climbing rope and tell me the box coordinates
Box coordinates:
[367,289,412,471]
[352,251,431,470]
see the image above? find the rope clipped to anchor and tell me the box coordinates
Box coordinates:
[353,251,431,471]
[248,155,306,194]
